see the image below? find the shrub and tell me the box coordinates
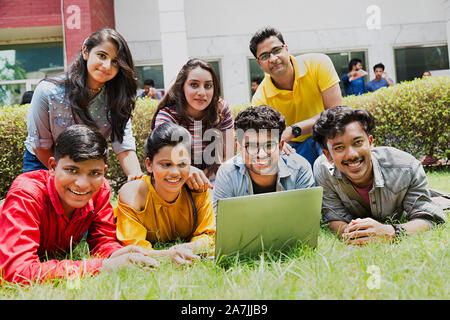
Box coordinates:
[0,77,448,197]
[343,76,449,161]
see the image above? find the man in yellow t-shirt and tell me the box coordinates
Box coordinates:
[250,26,342,167]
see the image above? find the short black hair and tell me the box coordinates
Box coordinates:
[144,79,155,87]
[312,106,375,150]
[234,105,286,142]
[373,63,385,71]
[348,58,362,71]
[145,122,192,161]
[249,26,285,58]
[54,125,108,163]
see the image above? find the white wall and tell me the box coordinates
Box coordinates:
[115,0,449,104]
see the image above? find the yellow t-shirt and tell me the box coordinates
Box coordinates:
[114,175,216,250]
[251,53,340,142]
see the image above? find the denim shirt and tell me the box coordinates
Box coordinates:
[314,147,447,225]
[24,79,136,155]
[213,152,315,214]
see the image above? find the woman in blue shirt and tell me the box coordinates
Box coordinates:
[24,28,143,180]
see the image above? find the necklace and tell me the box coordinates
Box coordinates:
[88,86,103,96]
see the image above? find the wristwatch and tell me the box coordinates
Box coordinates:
[391,224,406,239]
[291,125,302,138]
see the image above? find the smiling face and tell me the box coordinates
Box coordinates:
[82,40,120,89]
[183,66,214,119]
[255,36,290,78]
[146,143,191,203]
[49,156,107,219]
[322,121,374,188]
[239,130,282,177]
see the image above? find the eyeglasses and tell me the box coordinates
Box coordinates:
[257,45,285,61]
[244,141,279,155]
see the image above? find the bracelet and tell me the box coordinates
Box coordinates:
[391,224,406,239]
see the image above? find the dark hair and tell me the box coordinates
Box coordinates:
[151,58,222,131]
[144,79,155,87]
[54,125,108,163]
[20,91,34,104]
[312,106,375,150]
[373,63,385,71]
[145,122,192,162]
[249,26,285,58]
[348,58,362,71]
[234,105,286,142]
[251,77,263,85]
[47,28,137,144]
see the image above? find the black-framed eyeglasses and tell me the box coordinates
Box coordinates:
[257,45,285,61]
[244,141,279,155]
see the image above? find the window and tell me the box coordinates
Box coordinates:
[207,60,223,95]
[248,58,264,99]
[394,45,449,82]
[0,42,64,104]
[325,51,368,96]
[135,65,164,89]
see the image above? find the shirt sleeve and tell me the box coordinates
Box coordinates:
[0,189,103,285]
[402,162,447,225]
[294,156,315,189]
[111,118,136,154]
[191,190,216,247]
[313,157,354,223]
[86,181,123,257]
[26,81,54,150]
[115,201,154,250]
[313,54,340,92]
[219,101,234,131]
[154,108,177,128]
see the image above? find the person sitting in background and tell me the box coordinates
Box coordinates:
[366,63,395,92]
[341,58,367,96]
[422,70,432,77]
[251,76,263,95]
[0,125,158,285]
[312,106,447,246]
[213,105,314,214]
[115,122,216,265]
[139,79,161,100]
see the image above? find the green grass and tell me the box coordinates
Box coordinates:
[0,170,448,300]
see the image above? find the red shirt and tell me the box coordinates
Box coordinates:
[0,170,122,285]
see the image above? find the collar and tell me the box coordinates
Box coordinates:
[332,150,385,188]
[46,174,95,219]
[264,55,307,98]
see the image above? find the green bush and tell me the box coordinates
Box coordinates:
[343,76,449,161]
[0,77,448,198]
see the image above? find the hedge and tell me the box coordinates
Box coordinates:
[0,76,448,198]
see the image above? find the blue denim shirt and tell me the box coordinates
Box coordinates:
[314,147,447,225]
[213,153,315,214]
[25,78,136,155]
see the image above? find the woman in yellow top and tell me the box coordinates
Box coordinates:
[115,122,215,265]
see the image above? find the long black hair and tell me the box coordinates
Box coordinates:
[48,28,137,143]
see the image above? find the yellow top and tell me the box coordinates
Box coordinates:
[114,175,215,250]
[252,53,340,142]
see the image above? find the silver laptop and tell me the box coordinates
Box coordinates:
[215,187,323,260]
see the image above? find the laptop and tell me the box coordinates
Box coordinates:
[215,186,323,260]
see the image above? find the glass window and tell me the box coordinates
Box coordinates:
[135,65,164,89]
[0,42,63,104]
[394,45,449,82]
[207,60,223,95]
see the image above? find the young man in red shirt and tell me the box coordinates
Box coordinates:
[0,125,158,285]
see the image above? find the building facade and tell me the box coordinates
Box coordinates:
[1,0,449,104]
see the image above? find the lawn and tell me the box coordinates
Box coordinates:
[0,169,448,300]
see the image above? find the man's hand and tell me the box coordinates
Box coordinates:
[102,245,159,271]
[185,166,213,192]
[341,218,395,246]
[281,126,294,143]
